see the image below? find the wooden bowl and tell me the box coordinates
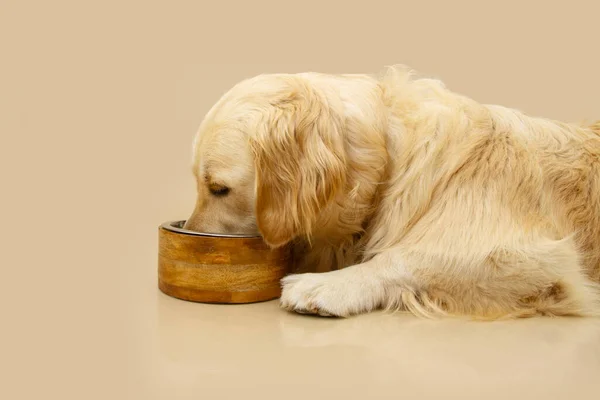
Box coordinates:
[158,221,292,304]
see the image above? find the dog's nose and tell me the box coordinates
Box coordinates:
[183,204,204,231]
[182,219,198,231]
[182,215,200,231]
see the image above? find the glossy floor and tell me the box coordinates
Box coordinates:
[136,288,600,400]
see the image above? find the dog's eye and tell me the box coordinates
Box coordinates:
[209,184,230,197]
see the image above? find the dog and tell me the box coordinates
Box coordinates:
[183,65,600,319]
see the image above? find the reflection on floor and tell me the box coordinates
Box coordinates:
[132,289,600,400]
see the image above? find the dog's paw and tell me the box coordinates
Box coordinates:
[280,270,379,317]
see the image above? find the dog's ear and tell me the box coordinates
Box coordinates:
[249,77,347,248]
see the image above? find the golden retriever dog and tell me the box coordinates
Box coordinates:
[183,65,600,319]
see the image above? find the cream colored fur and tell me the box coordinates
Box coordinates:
[184,65,600,319]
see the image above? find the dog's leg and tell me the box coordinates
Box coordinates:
[280,241,600,318]
[280,250,413,317]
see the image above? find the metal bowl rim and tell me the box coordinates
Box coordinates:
[161,220,261,238]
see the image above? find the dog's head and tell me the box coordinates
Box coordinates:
[184,74,348,248]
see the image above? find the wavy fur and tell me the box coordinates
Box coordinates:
[185,65,600,319]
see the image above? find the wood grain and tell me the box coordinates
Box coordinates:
[158,225,292,303]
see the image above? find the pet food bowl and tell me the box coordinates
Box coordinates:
[158,221,292,303]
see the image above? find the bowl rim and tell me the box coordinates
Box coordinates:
[161,220,262,238]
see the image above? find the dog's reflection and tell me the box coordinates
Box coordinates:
[157,292,600,388]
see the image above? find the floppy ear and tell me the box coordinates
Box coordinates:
[249,78,347,248]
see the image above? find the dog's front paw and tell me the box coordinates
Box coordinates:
[280,270,378,317]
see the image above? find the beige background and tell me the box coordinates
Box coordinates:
[2,1,599,399]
